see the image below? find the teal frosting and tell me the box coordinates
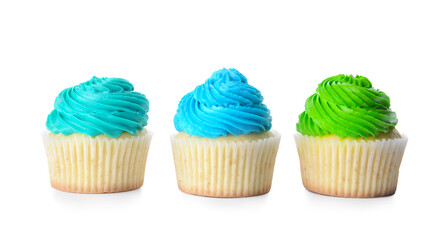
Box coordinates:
[174,68,272,138]
[46,76,149,137]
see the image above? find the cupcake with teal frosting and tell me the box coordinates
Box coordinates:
[295,74,408,198]
[171,68,281,198]
[43,77,153,193]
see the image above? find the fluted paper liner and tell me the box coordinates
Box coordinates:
[294,133,408,198]
[42,129,153,193]
[171,131,281,198]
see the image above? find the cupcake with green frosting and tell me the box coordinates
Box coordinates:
[295,74,408,198]
[42,77,153,193]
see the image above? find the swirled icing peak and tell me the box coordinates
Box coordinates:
[174,68,272,138]
[296,74,398,138]
[46,76,149,137]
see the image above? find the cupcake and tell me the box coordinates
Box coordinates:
[171,68,281,198]
[42,77,153,193]
[295,74,408,198]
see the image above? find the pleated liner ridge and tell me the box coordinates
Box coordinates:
[171,132,281,198]
[294,133,408,198]
[42,129,153,193]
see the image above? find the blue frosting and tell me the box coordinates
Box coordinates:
[174,68,272,138]
[46,76,149,137]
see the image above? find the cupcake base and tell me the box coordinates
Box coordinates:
[294,133,408,198]
[42,129,153,194]
[171,131,281,198]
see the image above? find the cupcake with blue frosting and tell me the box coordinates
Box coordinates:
[43,77,153,193]
[171,68,281,197]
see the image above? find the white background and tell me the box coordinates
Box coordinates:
[1,0,443,239]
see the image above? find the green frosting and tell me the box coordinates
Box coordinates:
[296,74,398,138]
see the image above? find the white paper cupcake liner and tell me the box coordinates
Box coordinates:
[171,131,281,198]
[42,129,153,193]
[294,133,408,198]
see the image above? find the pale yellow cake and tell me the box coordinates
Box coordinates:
[171,131,281,198]
[43,129,153,193]
[295,130,408,198]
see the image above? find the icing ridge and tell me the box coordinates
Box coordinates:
[296,74,398,138]
[174,68,272,138]
[46,76,149,137]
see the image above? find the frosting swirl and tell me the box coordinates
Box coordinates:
[46,76,149,137]
[174,68,272,138]
[296,74,398,138]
